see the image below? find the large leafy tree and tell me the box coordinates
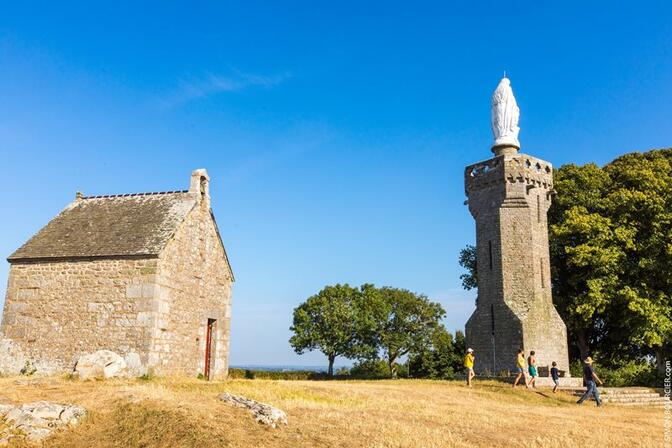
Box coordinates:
[289,284,375,376]
[363,286,445,378]
[548,162,623,359]
[550,150,672,372]
[602,150,672,371]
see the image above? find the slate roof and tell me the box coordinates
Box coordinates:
[8,191,199,261]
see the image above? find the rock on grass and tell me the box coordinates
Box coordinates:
[219,393,288,428]
[0,401,85,444]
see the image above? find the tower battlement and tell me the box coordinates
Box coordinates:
[465,154,553,196]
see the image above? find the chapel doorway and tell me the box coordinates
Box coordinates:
[204,318,217,380]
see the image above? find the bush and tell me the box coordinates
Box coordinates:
[335,367,350,376]
[600,361,658,387]
[570,359,658,387]
[20,360,36,376]
[348,359,408,379]
[349,360,390,379]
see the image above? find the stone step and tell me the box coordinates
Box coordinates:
[565,388,656,394]
[599,388,658,394]
[612,401,669,407]
[571,392,662,399]
[566,386,670,406]
[603,397,670,404]
[579,397,669,406]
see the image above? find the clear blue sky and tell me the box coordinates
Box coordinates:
[0,2,670,367]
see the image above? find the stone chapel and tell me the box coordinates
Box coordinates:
[0,169,234,379]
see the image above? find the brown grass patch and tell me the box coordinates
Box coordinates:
[0,377,663,447]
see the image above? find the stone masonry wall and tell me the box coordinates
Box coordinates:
[148,199,233,379]
[0,257,160,373]
[465,152,570,376]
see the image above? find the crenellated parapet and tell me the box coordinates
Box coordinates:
[465,153,553,194]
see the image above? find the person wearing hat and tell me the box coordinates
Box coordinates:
[577,356,603,406]
[464,348,475,387]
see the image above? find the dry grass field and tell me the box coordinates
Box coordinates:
[0,376,664,448]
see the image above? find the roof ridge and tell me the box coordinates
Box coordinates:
[82,190,190,199]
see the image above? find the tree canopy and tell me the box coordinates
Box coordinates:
[289,284,374,376]
[290,284,446,377]
[363,286,446,377]
[550,149,672,372]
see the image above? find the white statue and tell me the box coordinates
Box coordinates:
[491,76,520,149]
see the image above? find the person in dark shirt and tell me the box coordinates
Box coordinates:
[577,356,603,406]
[550,361,560,393]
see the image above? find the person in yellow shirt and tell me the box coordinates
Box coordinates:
[512,348,529,389]
[464,348,475,387]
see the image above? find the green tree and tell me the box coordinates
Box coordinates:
[364,286,446,378]
[550,149,672,372]
[408,325,460,379]
[453,330,467,371]
[602,150,672,372]
[458,245,477,291]
[549,162,623,359]
[289,284,374,376]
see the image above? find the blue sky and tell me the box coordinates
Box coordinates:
[0,1,671,367]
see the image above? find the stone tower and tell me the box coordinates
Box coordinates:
[464,77,571,377]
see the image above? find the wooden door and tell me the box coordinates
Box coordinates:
[204,319,216,380]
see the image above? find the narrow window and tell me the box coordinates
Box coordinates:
[490,304,495,336]
[488,241,493,270]
[540,259,545,288]
[537,194,541,223]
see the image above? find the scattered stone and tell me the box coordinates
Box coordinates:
[74,350,128,380]
[219,392,288,428]
[0,405,14,418]
[0,338,26,376]
[0,338,61,377]
[0,401,85,444]
[123,352,147,377]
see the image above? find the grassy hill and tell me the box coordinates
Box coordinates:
[0,376,663,447]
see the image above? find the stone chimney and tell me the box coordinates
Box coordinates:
[189,169,210,207]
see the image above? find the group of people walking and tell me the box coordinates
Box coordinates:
[511,349,561,391]
[463,348,604,406]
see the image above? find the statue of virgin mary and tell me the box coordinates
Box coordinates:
[491,77,520,149]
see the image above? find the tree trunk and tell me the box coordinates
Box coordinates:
[655,347,667,377]
[576,329,589,361]
[327,354,335,377]
[388,354,397,379]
